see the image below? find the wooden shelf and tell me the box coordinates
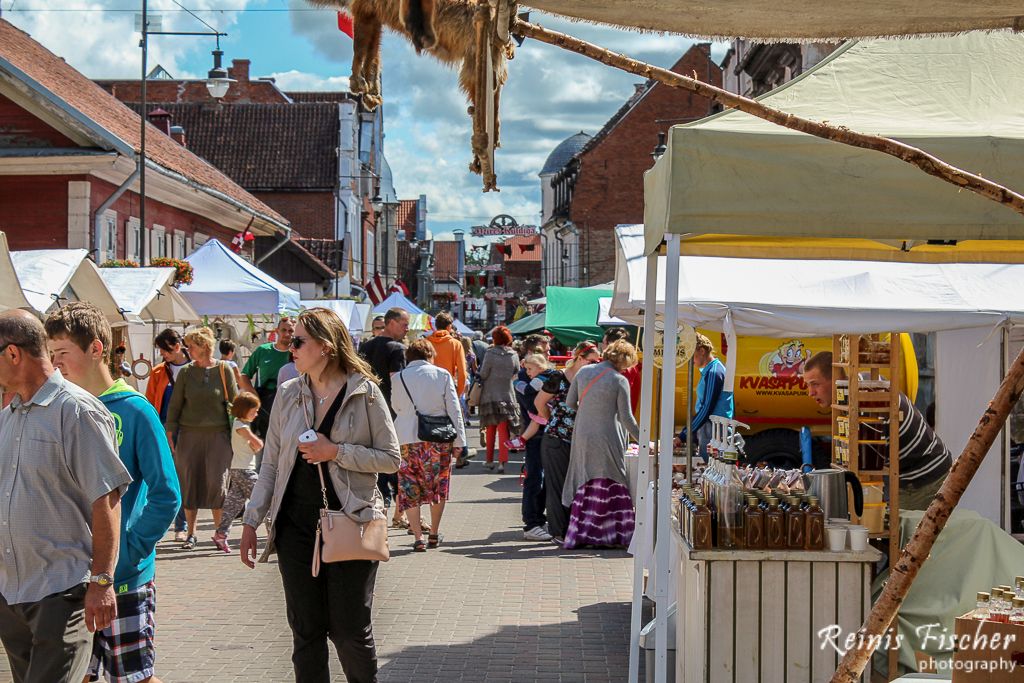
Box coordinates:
[832,362,894,369]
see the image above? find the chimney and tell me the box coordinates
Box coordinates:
[633,83,647,96]
[169,125,186,148]
[147,107,171,136]
[228,59,250,83]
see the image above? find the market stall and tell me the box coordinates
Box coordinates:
[506,310,545,336]
[0,232,30,312]
[181,239,301,317]
[543,284,615,345]
[372,291,431,331]
[10,248,133,325]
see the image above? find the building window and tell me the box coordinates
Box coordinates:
[101,211,117,262]
[152,226,166,260]
[174,234,186,259]
[126,218,141,263]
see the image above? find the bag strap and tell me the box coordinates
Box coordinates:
[312,387,354,514]
[579,368,611,404]
[398,370,421,415]
[219,361,229,398]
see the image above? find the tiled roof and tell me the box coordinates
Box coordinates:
[499,235,542,263]
[540,131,591,175]
[432,241,460,281]
[285,91,357,104]
[126,102,339,190]
[0,20,287,231]
[397,199,418,238]
[296,238,345,270]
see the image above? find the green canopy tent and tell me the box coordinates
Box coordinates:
[544,285,618,346]
[506,310,546,336]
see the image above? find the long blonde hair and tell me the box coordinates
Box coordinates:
[297,308,379,383]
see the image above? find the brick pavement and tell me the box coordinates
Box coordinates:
[1,424,640,682]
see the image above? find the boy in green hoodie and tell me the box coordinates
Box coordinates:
[45,303,181,683]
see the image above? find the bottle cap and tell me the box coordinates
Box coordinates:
[809,496,819,505]
[1014,598,1024,608]
[992,589,1004,599]
[977,592,990,602]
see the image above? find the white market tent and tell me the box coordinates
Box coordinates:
[643,31,1024,257]
[526,1,1023,41]
[181,239,300,316]
[351,303,371,338]
[596,297,627,327]
[300,299,371,339]
[0,232,30,312]
[372,292,431,331]
[452,318,474,336]
[99,267,198,323]
[10,248,132,324]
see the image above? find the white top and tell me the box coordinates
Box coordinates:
[391,360,466,447]
[230,418,259,470]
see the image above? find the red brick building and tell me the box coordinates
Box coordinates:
[0,21,288,262]
[541,43,722,286]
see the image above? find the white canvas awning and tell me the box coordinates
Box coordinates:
[612,225,1024,337]
[0,232,30,312]
[350,303,371,337]
[525,1,1023,41]
[597,297,627,327]
[99,267,198,323]
[301,299,371,338]
[372,292,431,330]
[181,239,301,316]
[643,31,1024,256]
[10,249,133,324]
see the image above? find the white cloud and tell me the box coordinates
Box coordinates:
[270,70,350,92]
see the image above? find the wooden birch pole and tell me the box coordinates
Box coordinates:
[830,343,1024,681]
[512,18,1024,220]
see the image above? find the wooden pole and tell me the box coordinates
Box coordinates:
[512,19,1024,221]
[831,343,1024,682]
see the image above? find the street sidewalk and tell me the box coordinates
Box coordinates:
[1,423,638,682]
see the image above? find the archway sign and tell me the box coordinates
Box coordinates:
[470,214,538,237]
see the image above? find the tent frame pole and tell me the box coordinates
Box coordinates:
[628,252,661,683]
[513,18,1024,220]
[654,234,681,683]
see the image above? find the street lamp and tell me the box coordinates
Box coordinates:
[137,3,228,265]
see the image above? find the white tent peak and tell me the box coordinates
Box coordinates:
[10,248,132,324]
[99,267,198,323]
[181,239,300,316]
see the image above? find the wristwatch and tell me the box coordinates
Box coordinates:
[89,572,114,588]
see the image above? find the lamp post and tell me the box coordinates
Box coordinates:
[137,5,230,265]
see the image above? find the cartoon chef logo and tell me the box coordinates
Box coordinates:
[761,339,811,378]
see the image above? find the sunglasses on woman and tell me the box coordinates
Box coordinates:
[290,336,307,349]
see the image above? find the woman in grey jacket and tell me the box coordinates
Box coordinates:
[240,307,400,683]
[477,326,521,473]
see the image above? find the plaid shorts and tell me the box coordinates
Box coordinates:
[87,581,157,683]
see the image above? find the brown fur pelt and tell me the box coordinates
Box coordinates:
[311,0,513,185]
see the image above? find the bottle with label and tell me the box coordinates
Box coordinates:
[692,496,713,550]
[1015,576,1024,599]
[975,592,990,621]
[744,496,765,549]
[804,496,825,550]
[787,497,806,549]
[1011,598,1024,625]
[990,589,1008,623]
[766,498,786,549]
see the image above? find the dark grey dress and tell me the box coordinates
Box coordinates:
[477,346,522,430]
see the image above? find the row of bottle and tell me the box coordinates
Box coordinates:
[679,485,825,551]
[974,577,1024,623]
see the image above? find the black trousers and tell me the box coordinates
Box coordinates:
[274,511,379,683]
[0,583,90,683]
[541,436,572,539]
[376,473,398,509]
[521,436,546,529]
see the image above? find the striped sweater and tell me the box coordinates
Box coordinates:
[890,394,952,485]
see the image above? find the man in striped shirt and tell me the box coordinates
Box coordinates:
[674,333,734,461]
[803,352,951,510]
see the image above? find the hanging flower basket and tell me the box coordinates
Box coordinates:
[99,259,140,268]
[150,257,194,286]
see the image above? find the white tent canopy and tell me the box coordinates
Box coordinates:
[372,292,431,330]
[0,233,30,312]
[452,318,474,336]
[351,303,371,338]
[612,225,1024,337]
[181,239,300,316]
[300,299,371,338]
[10,248,131,324]
[597,297,627,327]
[643,31,1024,256]
[525,1,1023,41]
[100,267,198,323]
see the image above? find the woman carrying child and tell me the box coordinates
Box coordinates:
[212,391,263,552]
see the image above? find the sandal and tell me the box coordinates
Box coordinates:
[390,518,410,530]
[211,534,230,553]
[412,539,427,552]
[181,535,197,551]
[406,522,431,536]
[427,533,443,549]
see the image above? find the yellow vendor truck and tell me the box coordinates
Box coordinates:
[665,333,917,469]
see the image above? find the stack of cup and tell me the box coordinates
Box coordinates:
[825,525,847,552]
[847,525,869,551]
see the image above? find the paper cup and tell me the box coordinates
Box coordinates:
[847,525,869,551]
[829,518,850,526]
[826,526,847,552]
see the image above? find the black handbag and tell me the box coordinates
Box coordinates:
[399,370,458,443]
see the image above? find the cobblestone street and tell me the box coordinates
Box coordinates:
[2,424,638,682]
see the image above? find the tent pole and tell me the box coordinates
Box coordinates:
[654,234,681,683]
[513,19,1024,220]
[628,251,660,683]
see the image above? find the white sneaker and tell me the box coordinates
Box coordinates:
[524,526,553,542]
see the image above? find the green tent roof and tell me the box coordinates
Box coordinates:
[507,311,546,335]
[544,285,615,346]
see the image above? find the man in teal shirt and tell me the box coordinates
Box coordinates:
[46,303,180,683]
[240,316,294,438]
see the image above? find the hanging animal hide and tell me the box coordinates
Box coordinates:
[311,0,515,191]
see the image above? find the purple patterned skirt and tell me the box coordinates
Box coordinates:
[563,478,635,549]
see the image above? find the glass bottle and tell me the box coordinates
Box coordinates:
[975,592,990,621]
[990,589,1007,623]
[766,498,786,549]
[787,497,806,549]
[692,496,713,550]
[805,496,825,550]
[1015,576,1024,599]
[744,496,765,549]
[1011,598,1024,625]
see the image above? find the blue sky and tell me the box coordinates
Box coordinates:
[5,1,725,242]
